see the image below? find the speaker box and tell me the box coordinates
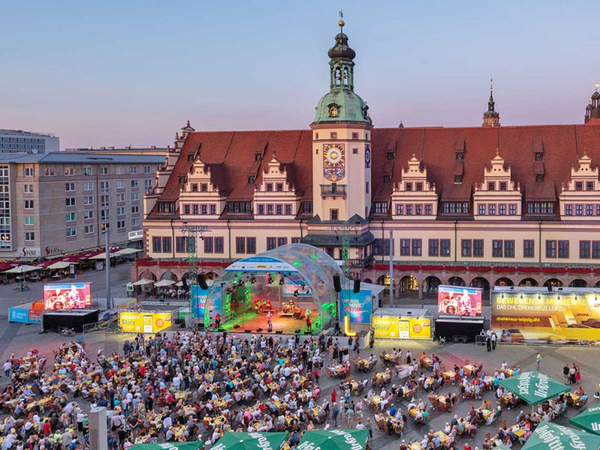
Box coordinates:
[275,330,283,334]
[295,329,301,334]
[256,328,263,332]
[197,273,208,290]
[233,324,240,329]
[244,329,252,333]
[353,279,361,293]
[333,275,342,292]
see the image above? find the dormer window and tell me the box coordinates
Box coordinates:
[276,183,284,192]
[201,183,208,192]
[576,182,583,191]
[416,183,423,191]
[587,181,594,191]
[405,182,412,191]
[191,183,198,192]
[266,183,273,192]
[187,154,194,161]
[384,175,391,183]
[456,153,464,161]
[536,174,544,183]
[387,152,394,160]
[488,182,495,191]
[500,182,507,191]
[454,175,463,184]
[255,153,262,162]
[248,176,256,184]
[535,152,543,161]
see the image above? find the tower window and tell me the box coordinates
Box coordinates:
[315,133,319,139]
[353,148,358,154]
[330,132,337,139]
[352,132,359,139]
[330,209,339,221]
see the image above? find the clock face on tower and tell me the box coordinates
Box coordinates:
[323,144,345,182]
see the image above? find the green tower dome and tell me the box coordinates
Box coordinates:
[312,23,372,126]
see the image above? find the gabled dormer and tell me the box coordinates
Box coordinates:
[559,153,600,219]
[179,155,226,218]
[473,151,522,220]
[254,154,300,218]
[391,154,438,219]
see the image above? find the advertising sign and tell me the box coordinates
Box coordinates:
[191,285,209,319]
[9,307,30,323]
[282,284,311,297]
[373,316,400,338]
[44,283,92,310]
[404,318,432,340]
[339,290,372,324]
[225,256,298,273]
[372,315,432,340]
[491,291,600,343]
[119,312,172,334]
[438,285,482,317]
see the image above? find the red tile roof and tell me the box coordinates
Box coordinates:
[149,124,600,218]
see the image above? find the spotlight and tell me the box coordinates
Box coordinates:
[279,276,284,285]
[251,277,256,284]
[267,276,273,284]
[294,290,299,297]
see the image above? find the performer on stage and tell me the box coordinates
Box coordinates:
[267,311,273,332]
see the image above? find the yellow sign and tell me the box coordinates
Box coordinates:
[373,316,431,340]
[119,312,172,334]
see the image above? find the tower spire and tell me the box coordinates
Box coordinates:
[483,76,500,127]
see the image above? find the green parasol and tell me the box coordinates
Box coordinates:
[491,446,511,450]
[499,371,569,405]
[296,429,369,450]
[522,421,600,449]
[212,432,289,450]
[570,404,600,435]
[131,443,204,450]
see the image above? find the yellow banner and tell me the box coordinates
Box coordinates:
[373,316,431,340]
[119,312,172,333]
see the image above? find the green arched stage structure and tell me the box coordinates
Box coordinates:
[203,244,348,334]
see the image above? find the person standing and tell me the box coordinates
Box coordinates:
[267,312,273,332]
[331,388,337,404]
[491,332,497,350]
[563,365,571,384]
[536,353,541,369]
[486,336,491,352]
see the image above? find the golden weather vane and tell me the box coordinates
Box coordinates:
[338,10,345,31]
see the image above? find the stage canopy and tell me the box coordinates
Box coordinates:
[205,243,347,331]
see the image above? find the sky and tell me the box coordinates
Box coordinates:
[1,0,598,149]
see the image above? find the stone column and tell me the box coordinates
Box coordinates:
[89,407,107,450]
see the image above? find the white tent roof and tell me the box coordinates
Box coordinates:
[361,282,387,297]
[132,279,154,286]
[114,248,141,256]
[48,261,72,270]
[4,265,41,274]
[154,279,176,287]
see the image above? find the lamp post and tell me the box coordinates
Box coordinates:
[101,223,111,310]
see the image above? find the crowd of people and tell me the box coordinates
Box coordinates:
[0,331,592,450]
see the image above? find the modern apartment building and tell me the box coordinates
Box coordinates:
[0,152,164,259]
[137,21,600,298]
[0,129,59,153]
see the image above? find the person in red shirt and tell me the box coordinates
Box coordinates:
[464,444,471,450]
[42,420,51,435]
[331,388,337,403]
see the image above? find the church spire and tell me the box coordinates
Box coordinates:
[585,84,600,124]
[483,76,501,127]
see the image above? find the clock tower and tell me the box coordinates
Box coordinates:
[311,18,373,222]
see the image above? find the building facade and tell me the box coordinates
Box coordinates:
[139,21,600,298]
[0,129,59,154]
[0,152,163,259]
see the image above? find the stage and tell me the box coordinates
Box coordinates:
[219,311,311,334]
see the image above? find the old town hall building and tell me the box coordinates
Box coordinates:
[138,20,600,299]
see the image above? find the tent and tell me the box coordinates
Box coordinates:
[114,248,141,256]
[499,371,569,405]
[296,430,369,450]
[570,404,600,435]
[130,443,203,450]
[155,280,176,287]
[48,261,73,270]
[133,279,154,286]
[4,265,41,274]
[212,432,289,450]
[522,421,600,449]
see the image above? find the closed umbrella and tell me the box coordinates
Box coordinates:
[296,430,369,450]
[212,432,289,450]
[499,371,569,405]
[570,404,600,435]
[522,421,600,450]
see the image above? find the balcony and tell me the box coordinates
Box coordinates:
[321,184,347,199]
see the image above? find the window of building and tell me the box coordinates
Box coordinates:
[593,241,600,259]
[131,180,139,188]
[488,204,496,215]
[66,227,77,237]
[215,237,224,253]
[64,167,74,176]
[201,204,208,215]
[441,239,451,257]
[576,204,583,216]
[330,209,338,221]
[353,148,359,155]
[405,182,412,191]
[329,132,337,139]
[100,181,109,193]
[85,225,94,234]
[488,182,495,191]
[546,240,557,258]
[400,239,410,256]
[277,237,287,247]
[66,212,76,222]
[267,204,274,215]
[352,132,359,139]
[266,183,273,192]
[406,205,413,215]
[131,205,140,214]
[526,202,555,215]
[492,240,503,258]
[428,239,439,257]
[276,204,283,215]
[24,167,33,177]
[83,181,93,191]
[132,218,140,227]
[266,237,277,251]
[442,202,469,214]
[587,181,594,191]
[454,175,462,184]
[558,240,569,258]
[565,204,573,215]
[285,204,292,215]
[396,204,403,215]
[292,237,301,244]
[499,204,506,215]
[523,240,535,258]
[236,237,246,254]
[575,182,583,191]
[415,205,422,215]
[84,210,94,220]
[257,204,265,215]
[504,240,515,258]
[83,166,93,176]
[130,166,137,174]
[500,182,507,191]
[183,204,190,215]
[509,204,517,215]
[152,237,162,253]
[478,204,485,215]
[117,207,125,216]
[374,202,388,214]
[473,239,484,257]
[24,200,34,209]
[301,201,313,214]
[25,232,35,241]
[117,220,125,229]
[23,184,33,193]
[247,237,257,254]
[210,204,217,215]
[101,209,109,220]
[162,237,172,254]
[204,237,214,254]
[412,239,422,256]
[175,237,186,253]
[425,204,433,215]
[84,196,93,205]
[44,167,55,176]
[276,183,284,192]
[192,204,199,215]
[461,240,472,257]
[416,183,423,191]
[66,182,75,192]
[65,198,75,207]
[24,216,34,226]
[580,241,591,259]
[101,195,110,207]
[587,204,594,216]
[227,202,252,214]
[384,175,391,183]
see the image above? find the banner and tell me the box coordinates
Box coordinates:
[44,283,91,310]
[119,312,172,333]
[491,291,600,343]
[282,284,311,297]
[9,307,30,323]
[191,285,209,319]
[438,285,482,317]
[340,290,372,324]
[372,315,432,340]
